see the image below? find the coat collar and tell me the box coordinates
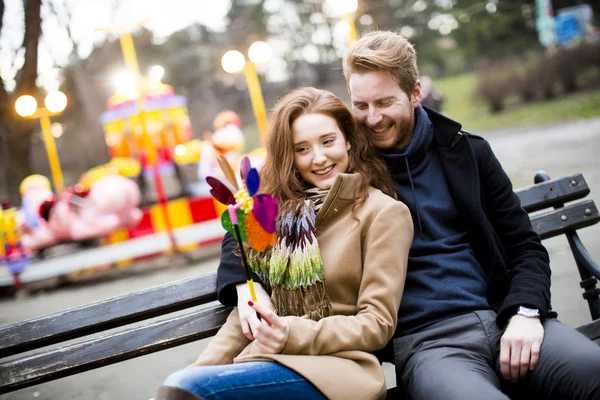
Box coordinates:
[315,173,362,226]
[422,105,463,149]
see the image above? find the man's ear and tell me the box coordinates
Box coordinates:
[411,80,422,108]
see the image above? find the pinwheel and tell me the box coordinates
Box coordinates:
[207,155,278,302]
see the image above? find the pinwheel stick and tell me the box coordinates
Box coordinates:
[227,203,258,303]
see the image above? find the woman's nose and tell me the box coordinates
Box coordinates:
[313,149,327,164]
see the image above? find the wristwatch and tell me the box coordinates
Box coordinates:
[517,306,540,318]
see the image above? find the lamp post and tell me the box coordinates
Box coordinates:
[327,0,359,45]
[15,92,68,193]
[221,41,272,143]
[99,25,178,252]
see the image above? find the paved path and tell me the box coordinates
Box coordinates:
[1,117,599,400]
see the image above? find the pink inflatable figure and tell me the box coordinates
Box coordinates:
[68,175,143,241]
[20,175,143,251]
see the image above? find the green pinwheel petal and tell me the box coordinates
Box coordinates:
[221,208,248,242]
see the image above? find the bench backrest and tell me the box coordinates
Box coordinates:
[0,172,598,394]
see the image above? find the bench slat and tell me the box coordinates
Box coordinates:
[530,200,600,240]
[576,319,600,343]
[516,174,590,212]
[0,272,218,358]
[0,304,231,394]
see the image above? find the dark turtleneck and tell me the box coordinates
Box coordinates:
[381,105,489,336]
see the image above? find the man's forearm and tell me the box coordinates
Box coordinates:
[216,232,264,306]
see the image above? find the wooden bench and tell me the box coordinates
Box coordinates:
[1,171,599,396]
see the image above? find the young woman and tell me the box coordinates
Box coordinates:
[156,88,413,400]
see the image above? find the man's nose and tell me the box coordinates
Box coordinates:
[367,108,383,126]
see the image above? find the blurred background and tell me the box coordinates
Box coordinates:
[1,0,599,206]
[0,1,599,398]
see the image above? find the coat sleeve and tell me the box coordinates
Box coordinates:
[280,201,412,356]
[217,232,264,307]
[188,308,250,367]
[476,138,551,326]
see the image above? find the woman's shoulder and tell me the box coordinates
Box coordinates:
[362,187,411,218]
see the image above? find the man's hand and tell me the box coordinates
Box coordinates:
[248,300,289,354]
[500,315,544,382]
[236,282,273,341]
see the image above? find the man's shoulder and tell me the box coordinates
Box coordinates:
[459,129,493,155]
[460,129,485,141]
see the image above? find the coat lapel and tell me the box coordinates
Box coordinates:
[437,133,481,225]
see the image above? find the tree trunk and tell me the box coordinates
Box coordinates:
[0,117,36,205]
[0,0,42,205]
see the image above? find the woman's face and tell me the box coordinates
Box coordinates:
[292,113,350,190]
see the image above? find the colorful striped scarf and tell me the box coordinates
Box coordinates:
[247,191,332,320]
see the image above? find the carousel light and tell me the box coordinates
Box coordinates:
[326,0,358,15]
[44,91,68,113]
[221,50,246,74]
[248,41,272,65]
[149,65,165,82]
[15,95,38,117]
[51,122,64,138]
[114,71,138,99]
[174,144,187,156]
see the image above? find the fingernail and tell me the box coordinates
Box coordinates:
[248,301,254,306]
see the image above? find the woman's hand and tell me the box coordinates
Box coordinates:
[236,282,273,341]
[248,301,289,354]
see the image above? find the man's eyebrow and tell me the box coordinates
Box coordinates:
[353,96,395,104]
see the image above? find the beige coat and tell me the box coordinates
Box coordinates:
[191,173,413,400]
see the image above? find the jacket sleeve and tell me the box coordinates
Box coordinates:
[476,139,551,326]
[216,232,264,307]
[280,201,412,356]
[188,308,250,367]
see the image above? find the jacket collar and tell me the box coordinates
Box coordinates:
[422,105,463,149]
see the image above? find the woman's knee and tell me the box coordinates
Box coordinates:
[163,367,206,393]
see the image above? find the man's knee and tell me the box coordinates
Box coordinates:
[531,320,600,398]
[403,358,507,400]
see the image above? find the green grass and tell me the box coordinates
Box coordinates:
[436,73,600,132]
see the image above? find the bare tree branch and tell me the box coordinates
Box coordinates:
[14,0,42,97]
[47,0,79,56]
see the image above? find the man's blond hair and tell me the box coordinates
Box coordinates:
[343,31,419,97]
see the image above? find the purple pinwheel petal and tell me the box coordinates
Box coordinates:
[246,168,260,196]
[240,156,251,183]
[252,194,278,233]
[206,176,235,205]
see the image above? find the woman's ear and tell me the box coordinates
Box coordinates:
[347,142,351,151]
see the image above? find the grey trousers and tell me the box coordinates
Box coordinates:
[392,311,600,400]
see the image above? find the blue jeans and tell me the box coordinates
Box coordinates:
[163,361,327,399]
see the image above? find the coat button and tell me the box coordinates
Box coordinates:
[333,207,338,213]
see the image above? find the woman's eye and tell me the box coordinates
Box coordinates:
[295,147,307,153]
[323,139,334,145]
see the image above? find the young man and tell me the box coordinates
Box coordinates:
[216,31,600,399]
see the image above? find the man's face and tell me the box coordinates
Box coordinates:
[349,70,421,150]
